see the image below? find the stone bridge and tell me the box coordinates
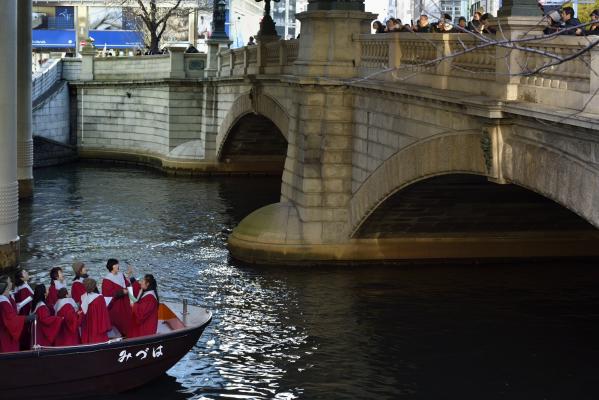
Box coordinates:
[2,0,599,268]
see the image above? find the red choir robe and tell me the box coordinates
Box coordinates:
[13,283,34,350]
[13,283,34,315]
[54,299,82,346]
[80,293,111,344]
[32,302,63,347]
[129,290,158,338]
[71,278,86,305]
[47,280,66,314]
[102,273,134,337]
[0,295,25,353]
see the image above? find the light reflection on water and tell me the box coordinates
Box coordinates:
[18,164,599,400]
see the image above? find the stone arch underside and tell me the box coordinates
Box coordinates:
[350,132,489,236]
[502,137,599,230]
[355,174,597,238]
[351,132,599,240]
[216,92,290,164]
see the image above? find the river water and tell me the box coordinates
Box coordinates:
[18,164,599,400]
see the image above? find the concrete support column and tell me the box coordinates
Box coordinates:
[0,0,20,270]
[17,0,33,199]
[75,6,89,57]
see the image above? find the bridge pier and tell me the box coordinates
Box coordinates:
[0,0,20,270]
[228,1,375,263]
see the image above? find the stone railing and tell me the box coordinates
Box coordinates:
[75,51,207,81]
[184,53,207,78]
[61,58,82,81]
[32,58,62,102]
[93,55,172,80]
[216,39,299,77]
[355,32,597,110]
[518,37,591,93]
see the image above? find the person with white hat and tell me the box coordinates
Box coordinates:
[71,261,88,305]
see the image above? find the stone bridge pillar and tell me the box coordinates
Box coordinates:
[0,0,20,270]
[495,0,545,100]
[228,0,376,264]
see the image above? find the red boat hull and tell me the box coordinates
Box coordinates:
[0,307,211,399]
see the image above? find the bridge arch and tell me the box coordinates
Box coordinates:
[502,137,599,230]
[350,132,598,237]
[350,132,489,236]
[216,91,290,162]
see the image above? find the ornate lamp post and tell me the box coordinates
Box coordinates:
[211,0,229,40]
[255,0,280,39]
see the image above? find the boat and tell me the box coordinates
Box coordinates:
[0,302,212,399]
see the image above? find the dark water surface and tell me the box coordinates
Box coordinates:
[18,164,599,400]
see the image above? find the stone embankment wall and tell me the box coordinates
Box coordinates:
[76,84,205,156]
[32,58,76,166]
[32,81,70,144]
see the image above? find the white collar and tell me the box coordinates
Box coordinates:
[15,282,34,295]
[55,298,78,314]
[141,290,157,300]
[104,273,126,288]
[81,293,101,314]
[33,301,47,314]
[53,280,66,290]
[0,295,10,304]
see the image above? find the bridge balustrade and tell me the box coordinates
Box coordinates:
[355,33,595,110]
[213,33,596,112]
[217,40,299,78]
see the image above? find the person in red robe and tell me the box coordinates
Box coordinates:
[129,274,159,338]
[13,269,34,350]
[13,269,34,315]
[47,267,66,313]
[0,278,34,353]
[31,284,63,347]
[70,261,88,305]
[80,278,112,344]
[101,259,136,337]
[54,288,82,346]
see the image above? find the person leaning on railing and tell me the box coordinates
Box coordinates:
[415,15,432,32]
[372,20,386,33]
[560,6,583,35]
[585,9,599,35]
[468,11,483,33]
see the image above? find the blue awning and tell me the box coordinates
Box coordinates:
[32,29,75,48]
[89,30,144,49]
